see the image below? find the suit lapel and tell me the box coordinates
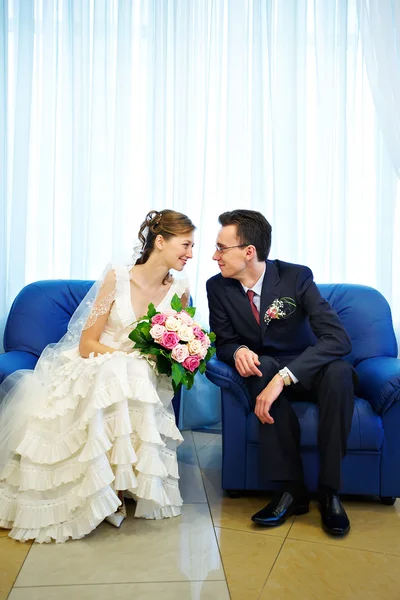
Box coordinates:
[225,261,281,337]
[227,278,260,332]
[260,260,280,335]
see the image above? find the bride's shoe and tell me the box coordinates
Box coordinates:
[106,495,127,528]
[105,510,126,528]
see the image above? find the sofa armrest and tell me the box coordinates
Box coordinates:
[356,357,400,415]
[0,351,38,384]
[205,357,251,413]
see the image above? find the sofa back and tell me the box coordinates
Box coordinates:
[319,284,398,365]
[4,280,94,357]
[3,280,398,365]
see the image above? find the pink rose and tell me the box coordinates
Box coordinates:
[164,308,177,317]
[202,335,211,349]
[267,308,278,318]
[150,324,166,340]
[178,311,193,325]
[160,331,180,350]
[171,343,190,363]
[183,355,201,373]
[198,345,208,360]
[152,313,167,326]
[193,326,206,342]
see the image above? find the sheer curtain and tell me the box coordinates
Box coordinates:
[1,0,399,345]
[356,0,400,342]
[357,0,400,177]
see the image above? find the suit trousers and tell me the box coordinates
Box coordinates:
[245,356,355,491]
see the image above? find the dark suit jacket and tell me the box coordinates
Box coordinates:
[206,260,352,390]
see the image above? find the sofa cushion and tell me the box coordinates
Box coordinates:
[247,396,384,451]
[4,280,94,357]
[0,351,38,384]
[319,284,398,366]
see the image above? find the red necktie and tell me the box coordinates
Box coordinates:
[247,290,260,325]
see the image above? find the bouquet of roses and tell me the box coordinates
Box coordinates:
[129,294,216,392]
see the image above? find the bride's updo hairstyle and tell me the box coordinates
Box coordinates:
[135,209,196,267]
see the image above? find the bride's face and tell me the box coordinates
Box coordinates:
[157,233,194,271]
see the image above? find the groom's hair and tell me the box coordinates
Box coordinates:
[218,209,272,261]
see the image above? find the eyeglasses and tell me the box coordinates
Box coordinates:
[215,244,248,254]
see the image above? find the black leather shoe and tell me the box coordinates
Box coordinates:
[251,491,309,527]
[319,492,350,536]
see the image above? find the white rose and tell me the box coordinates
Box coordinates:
[171,343,190,363]
[187,339,203,356]
[165,316,180,332]
[178,324,195,342]
[150,324,166,340]
[198,345,208,360]
[164,308,177,317]
[178,311,193,325]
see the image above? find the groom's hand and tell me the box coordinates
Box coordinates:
[235,348,263,377]
[255,374,285,424]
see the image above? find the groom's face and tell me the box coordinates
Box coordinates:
[213,225,247,279]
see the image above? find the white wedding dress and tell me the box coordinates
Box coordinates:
[0,265,188,543]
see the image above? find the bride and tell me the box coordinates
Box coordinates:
[0,209,195,543]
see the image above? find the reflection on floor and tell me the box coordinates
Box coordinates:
[1,431,400,599]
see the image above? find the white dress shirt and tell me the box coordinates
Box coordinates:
[241,268,265,312]
[236,267,298,384]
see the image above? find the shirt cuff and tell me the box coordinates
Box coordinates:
[286,368,298,384]
[233,345,249,360]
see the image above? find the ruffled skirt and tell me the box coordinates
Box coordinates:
[0,350,183,543]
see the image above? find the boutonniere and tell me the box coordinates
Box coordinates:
[264,297,296,325]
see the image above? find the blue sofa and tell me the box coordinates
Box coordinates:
[205,284,400,503]
[0,280,94,384]
[0,279,182,416]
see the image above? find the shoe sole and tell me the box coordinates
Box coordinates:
[322,523,350,536]
[319,501,350,536]
[252,504,310,527]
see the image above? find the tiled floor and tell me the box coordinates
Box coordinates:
[1,431,400,599]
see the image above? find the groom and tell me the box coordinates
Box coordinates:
[206,209,355,536]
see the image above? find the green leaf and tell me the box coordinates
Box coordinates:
[170,293,183,312]
[128,329,137,342]
[133,342,150,352]
[208,332,216,343]
[156,354,172,376]
[137,321,152,340]
[172,362,183,388]
[129,328,148,344]
[185,306,196,318]
[205,346,216,361]
[198,360,206,374]
[185,371,195,390]
[148,346,162,355]
[181,370,189,388]
[147,303,157,319]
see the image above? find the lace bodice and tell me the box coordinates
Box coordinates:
[99,265,190,352]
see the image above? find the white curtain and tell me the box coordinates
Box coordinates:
[357,0,400,177]
[356,0,400,343]
[1,0,399,345]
